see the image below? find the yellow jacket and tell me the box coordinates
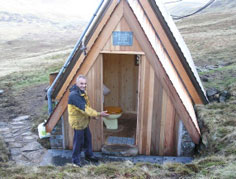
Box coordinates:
[68,85,100,130]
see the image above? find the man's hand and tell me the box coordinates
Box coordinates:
[100,111,109,117]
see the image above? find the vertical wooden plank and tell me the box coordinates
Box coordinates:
[120,54,138,112]
[164,97,176,156]
[145,63,155,155]
[137,55,145,153]
[62,109,68,149]
[103,54,119,107]
[87,54,103,151]
[62,109,74,149]
[174,113,180,156]
[136,55,143,149]
[134,55,139,111]
[159,90,168,156]
[141,56,150,154]
[150,75,163,155]
[137,56,155,155]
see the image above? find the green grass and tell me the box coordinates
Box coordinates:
[0,136,10,163]
[0,63,62,90]
[0,53,67,91]
[199,63,236,90]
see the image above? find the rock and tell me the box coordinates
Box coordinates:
[0,89,4,95]
[23,135,36,142]
[10,148,21,156]
[102,144,138,157]
[0,122,7,127]
[219,90,231,102]
[12,115,30,122]
[0,127,10,132]
[21,141,43,152]
[4,138,15,143]
[12,125,24,129]
[196,67,203,72]
[22,132,32,136]
[22,150,46,163]
[12,155,32,166]
[10,121,25,125]
[200,76,208,82]
[9,142,23,148]
[206,88,220,102]
[206,88,219,97]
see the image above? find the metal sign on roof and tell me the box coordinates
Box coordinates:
[112,31,133,46]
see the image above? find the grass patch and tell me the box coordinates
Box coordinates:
[199,63,236,90]
[0,63,62,90]
[0,136,10,163]
[0,52,66,91]
[91,164,119,177]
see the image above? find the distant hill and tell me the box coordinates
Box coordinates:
[208,0,236,9]
[0,11,86,30]
[0,10,87,61]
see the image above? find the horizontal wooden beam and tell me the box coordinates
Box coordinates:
[101,50,144,55]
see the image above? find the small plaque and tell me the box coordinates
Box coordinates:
[112,31,133,46]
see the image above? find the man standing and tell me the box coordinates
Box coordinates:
[68,75,108,166]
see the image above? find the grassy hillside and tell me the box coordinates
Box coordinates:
[0,1,236,178]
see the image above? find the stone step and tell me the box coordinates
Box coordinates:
[40,149,193,166]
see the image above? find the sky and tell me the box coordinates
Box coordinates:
[0,0,102,20]
[0,0,210,20]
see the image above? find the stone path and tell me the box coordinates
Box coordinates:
[0,115,46,166]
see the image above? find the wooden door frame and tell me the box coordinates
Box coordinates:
[101,52,142,147]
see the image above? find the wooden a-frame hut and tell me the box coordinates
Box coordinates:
[45,0,208,156]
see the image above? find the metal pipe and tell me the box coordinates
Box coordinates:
[47,0,105,115]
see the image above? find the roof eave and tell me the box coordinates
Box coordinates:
[51,0,113,99]
[148,0,208,104]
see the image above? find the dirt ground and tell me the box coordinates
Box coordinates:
[0,82,48,124]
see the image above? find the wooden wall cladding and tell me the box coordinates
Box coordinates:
[103,54,138,113]
[102,17,142,53]
[62,109,74,149]
[136,55,156,155]
[86,55,103,151]
[137,56,179,156]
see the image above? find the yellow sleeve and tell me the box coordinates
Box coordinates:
[85,105,100,117]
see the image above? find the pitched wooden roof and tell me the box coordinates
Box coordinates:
[46,0,208,143]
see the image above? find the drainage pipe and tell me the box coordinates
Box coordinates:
[47,0,105,115]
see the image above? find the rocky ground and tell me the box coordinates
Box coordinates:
[0,83,49,165]
[0,115,46,165]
